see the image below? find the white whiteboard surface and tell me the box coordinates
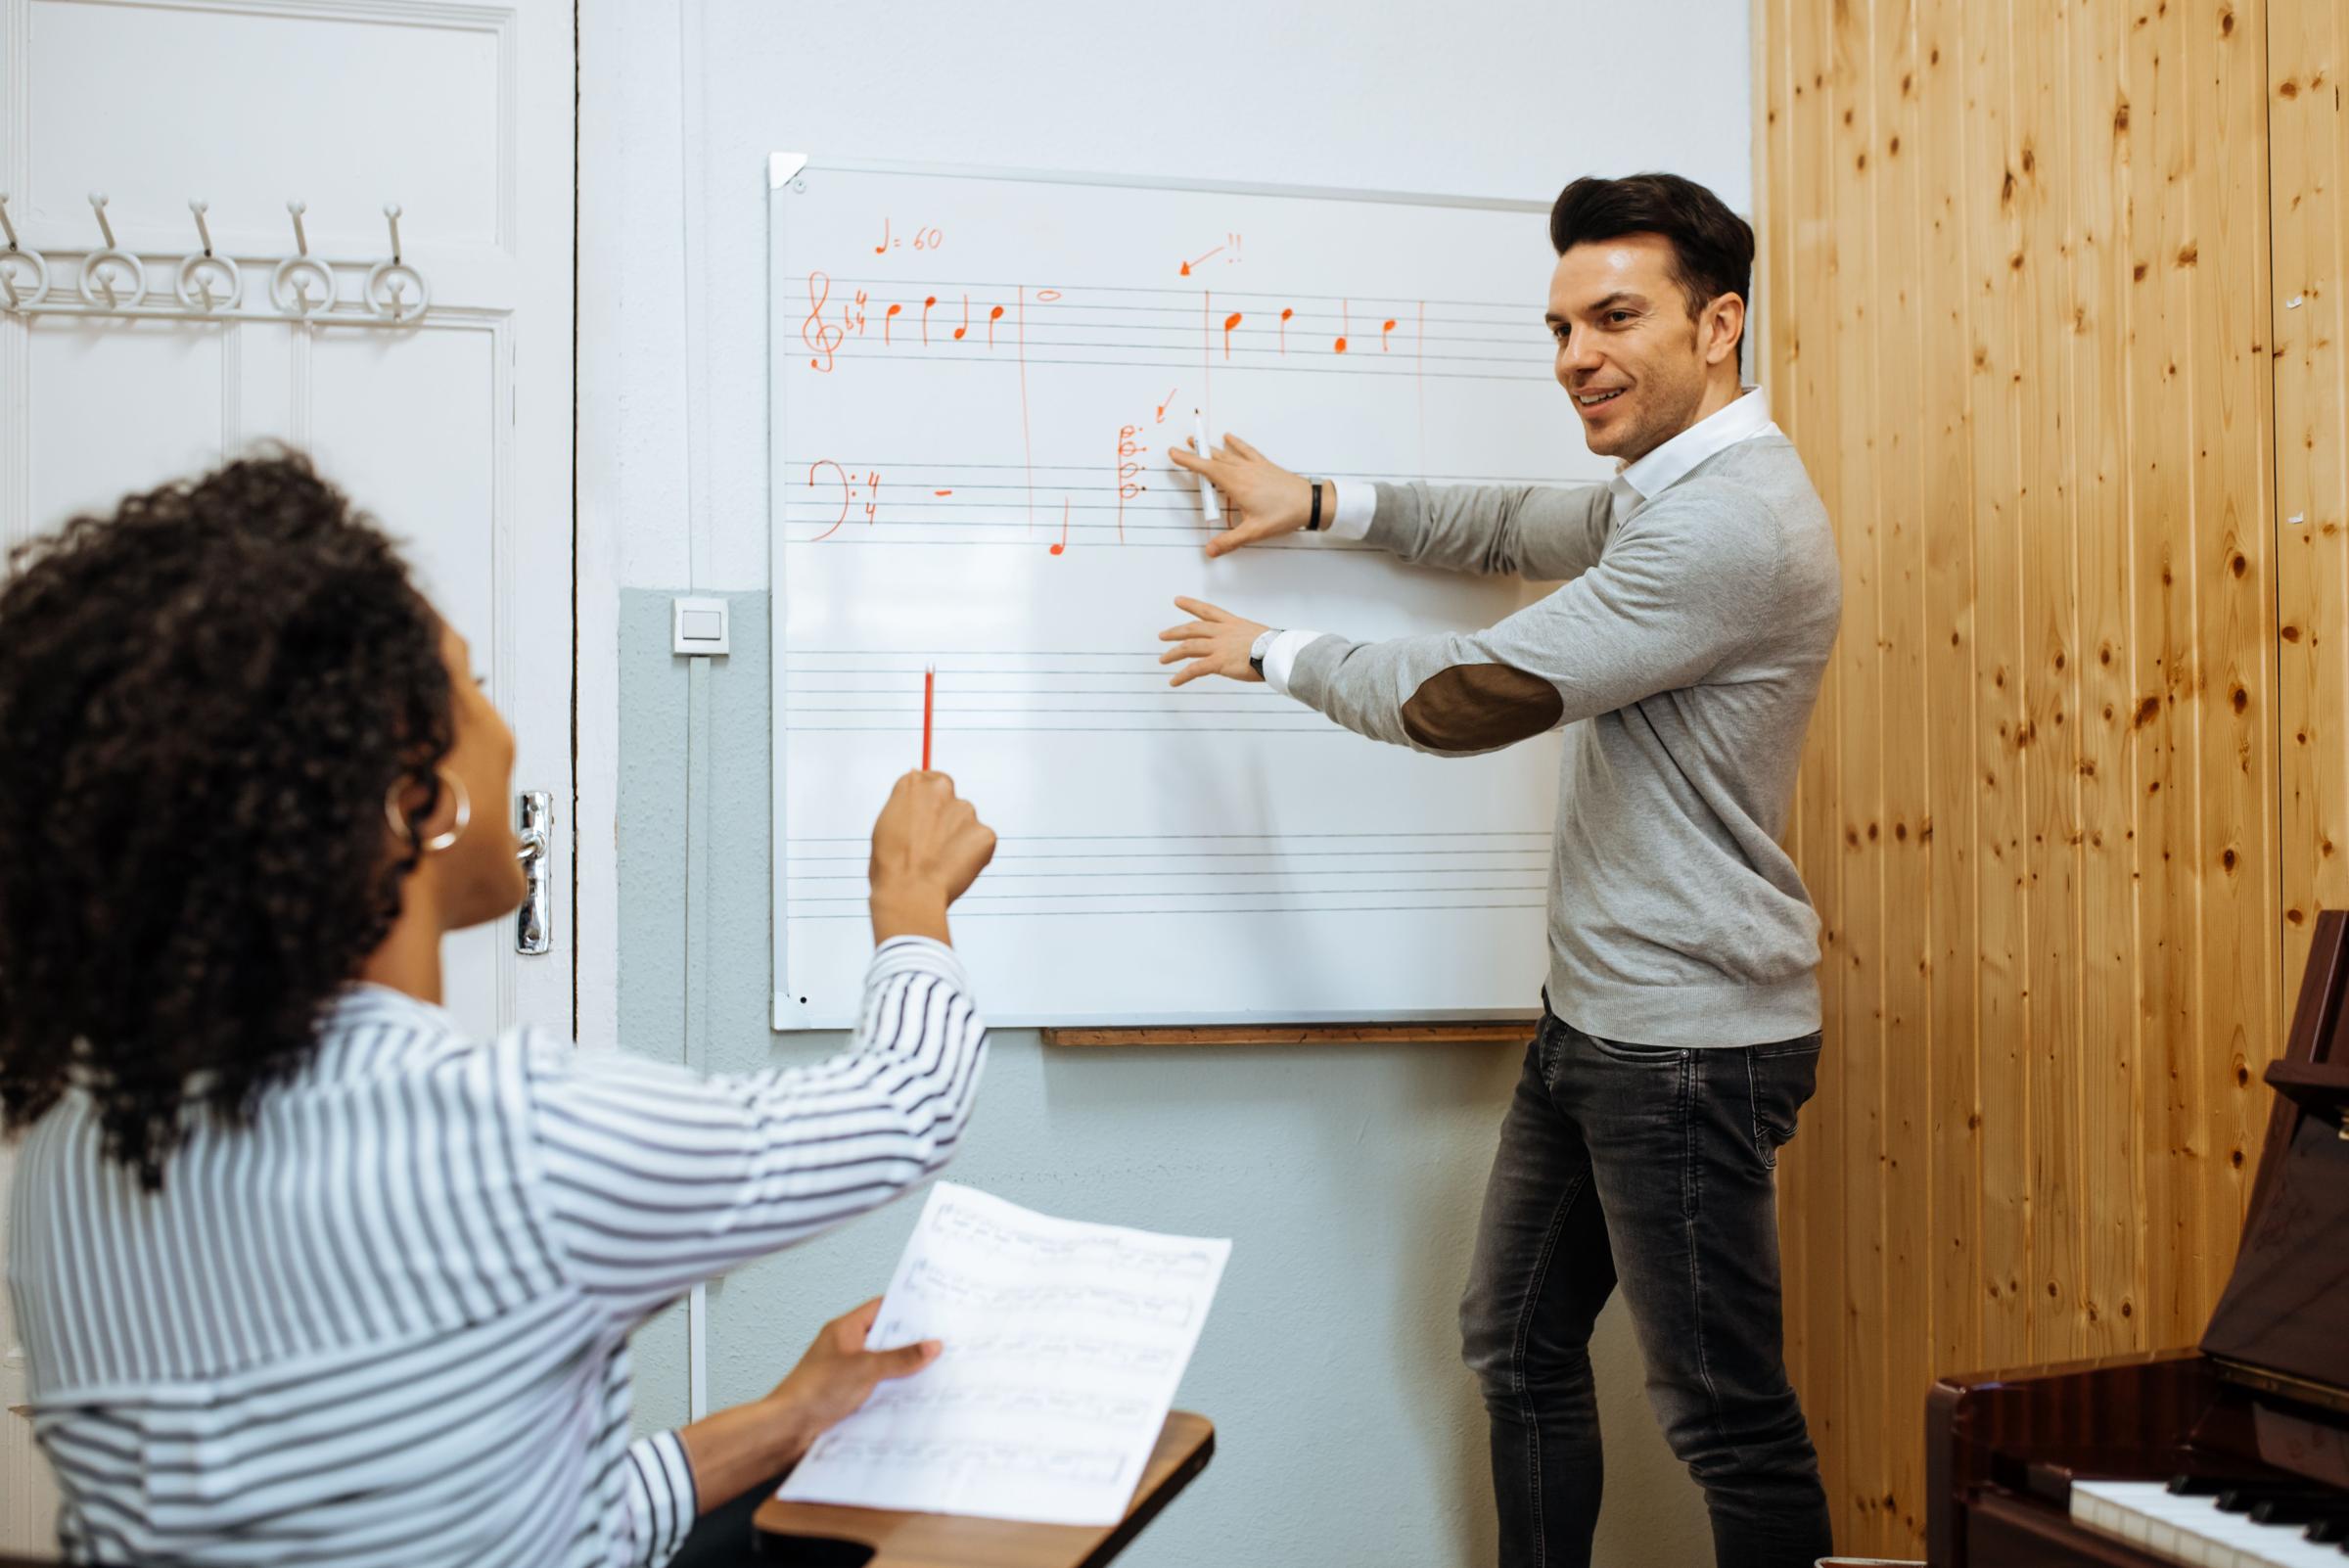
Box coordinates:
[768,157,1600,1030]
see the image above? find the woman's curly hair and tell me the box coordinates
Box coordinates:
[0,451,453,1188]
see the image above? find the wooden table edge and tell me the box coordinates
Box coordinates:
[753,1410,1216,1568]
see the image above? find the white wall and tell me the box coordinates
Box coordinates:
[576,3,1754,1561]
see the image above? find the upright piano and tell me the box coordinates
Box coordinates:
[1928,910,2349,1567]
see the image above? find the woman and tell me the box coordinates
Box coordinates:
[0,452,998,1565]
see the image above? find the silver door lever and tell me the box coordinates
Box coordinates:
[516,791,552,955]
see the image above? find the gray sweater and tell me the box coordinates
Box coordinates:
[1286,432,1841,1046]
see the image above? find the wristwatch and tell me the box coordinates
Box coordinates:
[1248,627,1279,679]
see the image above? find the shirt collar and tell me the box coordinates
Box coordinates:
[1610,385,1775,510]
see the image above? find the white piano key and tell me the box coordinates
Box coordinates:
[2072,1480,2344,1568]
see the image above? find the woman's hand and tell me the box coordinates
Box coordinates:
[762,1298,939,1453]
[677,1298,939,1514]
[868,770,997,945]
[1168,433,1316,558]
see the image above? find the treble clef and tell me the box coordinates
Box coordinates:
[802,271,845,373]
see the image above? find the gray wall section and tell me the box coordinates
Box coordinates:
[616,589,1705,1565]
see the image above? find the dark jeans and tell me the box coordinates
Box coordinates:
[1460,1008,1832,1568]
[667,1469,789,1568]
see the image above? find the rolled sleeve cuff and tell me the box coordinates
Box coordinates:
[625,1430,698,1567]
[1323,479,1377,541]
[1264,628,1329,697]
[870,934,972,996]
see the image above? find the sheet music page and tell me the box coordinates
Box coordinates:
[774,1182,1230,1525]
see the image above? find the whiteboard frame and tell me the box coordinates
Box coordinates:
[767,153,1553,1033]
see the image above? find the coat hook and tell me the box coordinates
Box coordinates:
[287,198,311,257]
[77,194,145,309]
[383,203,402,264]
[176,201,243,313]
[0,193,19,253]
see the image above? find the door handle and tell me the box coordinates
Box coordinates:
[516,791,552,955]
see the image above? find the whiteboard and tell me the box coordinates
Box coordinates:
[767,157,1602,1030]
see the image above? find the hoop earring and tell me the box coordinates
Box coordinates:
[383,768,472,853]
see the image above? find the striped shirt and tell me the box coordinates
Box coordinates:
[5,937,987,1566]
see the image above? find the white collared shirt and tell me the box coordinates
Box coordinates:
[1265,385,1780,693]
[1605,384,1775,525]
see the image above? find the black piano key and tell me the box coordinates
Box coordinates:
[2252,1496,2343,1525]
[2169,1473,2246,1495]
[2216,1483,2342,1513]
[2310,1515,2349,1544]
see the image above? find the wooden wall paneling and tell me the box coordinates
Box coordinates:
[1759,0,2290,1553]
[1960,0,2036,1375]
[1916,0,1985,1395]
[2015,0,2091,1369]
[1830,0,1891,1537]
[1759,0,1812,1409]
[2183,0,2275,1304]
[1870,0,1933,1538]
[1786,0,1850,1523]
[2271,0,2349,1014]
[2065,0,2151,1358]
[2124,0,2207,1350]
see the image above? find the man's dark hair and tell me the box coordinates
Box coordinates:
[0,452,453,1188]
[1549,172,1755,357]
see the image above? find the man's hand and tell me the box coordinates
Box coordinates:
[868,770,997,945]
[1159,597,1270,687]
[1168,433,1316,558]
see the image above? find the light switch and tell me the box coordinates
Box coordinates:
[671,596,731,657]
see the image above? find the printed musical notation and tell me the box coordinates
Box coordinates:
[932,1196,1221,1278]
[856,1382,1156,1429]
[776,1183,1229,1527]
[798,1434,1128,1488]
[898,1261,1197,1328]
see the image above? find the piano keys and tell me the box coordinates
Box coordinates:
[1928,910,2349,1567]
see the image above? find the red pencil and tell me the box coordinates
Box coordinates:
[922,666,935,770]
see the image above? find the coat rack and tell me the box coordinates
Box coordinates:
[0,193,433,327]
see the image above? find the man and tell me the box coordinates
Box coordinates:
[1161,173,1840,1568]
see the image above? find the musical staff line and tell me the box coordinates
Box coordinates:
[792,901,1547,923]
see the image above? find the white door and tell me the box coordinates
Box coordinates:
[0,1,576,1551]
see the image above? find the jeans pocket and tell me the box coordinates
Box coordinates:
[1746,1035,1822,1167]
[1589,1035,1689,1066]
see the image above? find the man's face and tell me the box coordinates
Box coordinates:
[1545,234,1724,463]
